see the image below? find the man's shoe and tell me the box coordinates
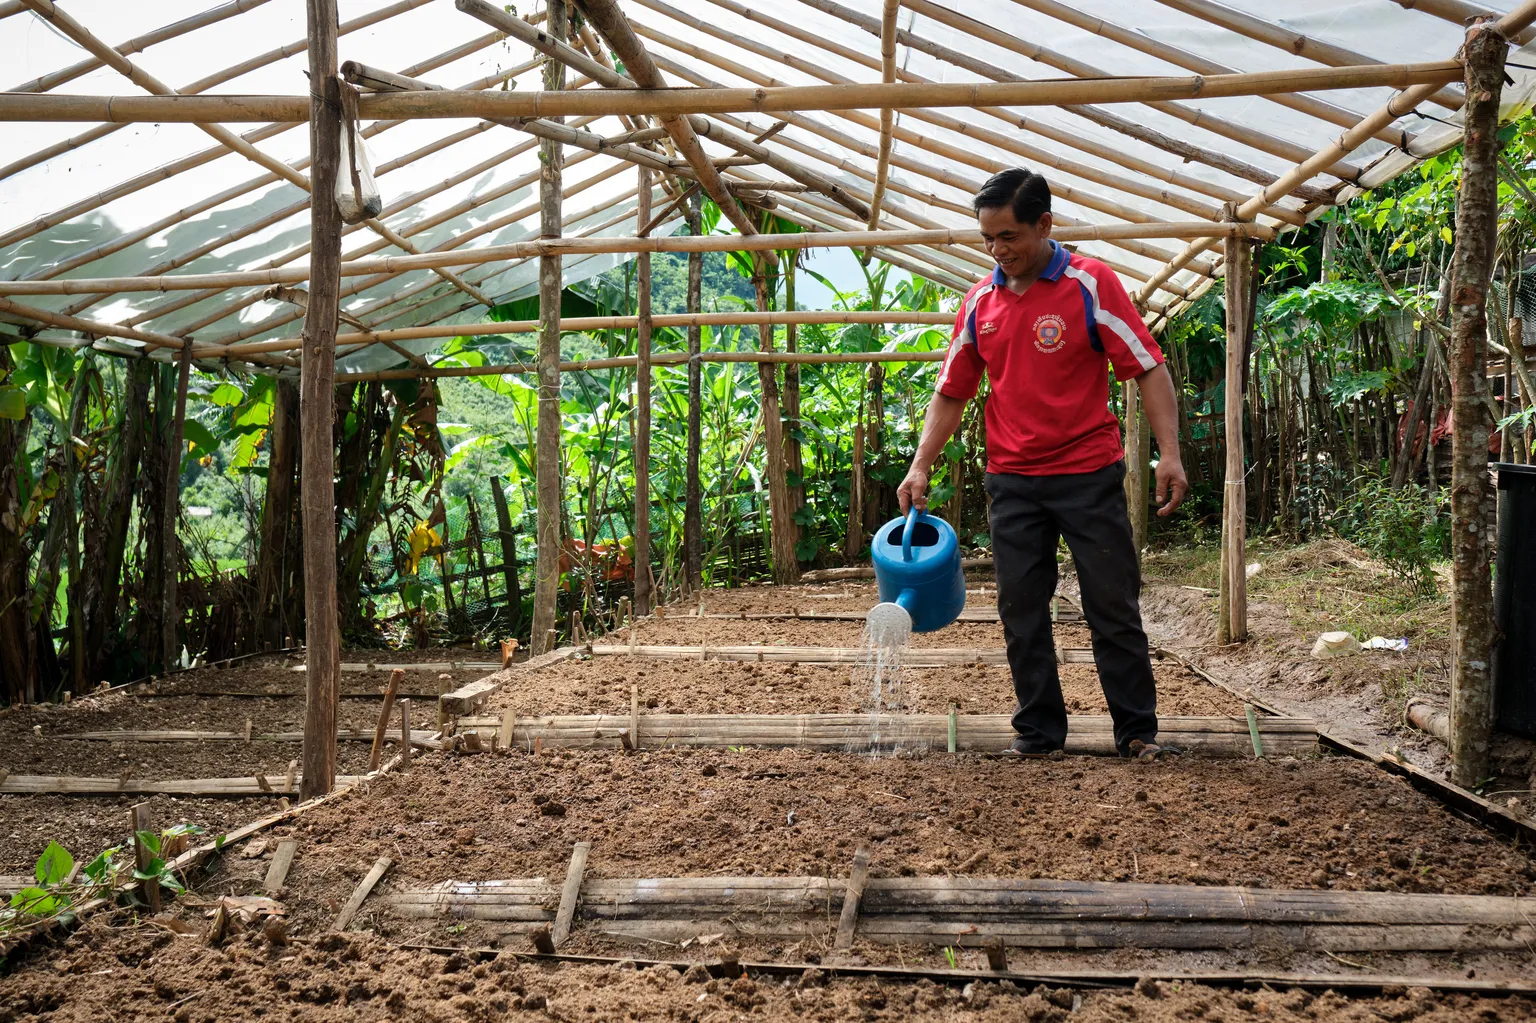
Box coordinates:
[1001,737,1064,759]
[1125,739,1184,761]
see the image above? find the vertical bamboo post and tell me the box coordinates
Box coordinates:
[131,802,160,914]
[531,0,568,655]
[161,343,192,672]
[684,191,704,593]
[398,698,411,770]
[634,165,654,616]
[1448,18,1506,789]
[847,422,865,558]
[1217,215,1251,645]
[299,0,342,801]
[1122,376,1147,554]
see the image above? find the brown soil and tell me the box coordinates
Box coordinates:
[612,616,1011,648]
[201,745,1536,941]
[5,926,1530,1023]
[480,653,1241,716]
[689,572,1003,616]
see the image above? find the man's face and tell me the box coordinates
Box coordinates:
[978,206,1052,277]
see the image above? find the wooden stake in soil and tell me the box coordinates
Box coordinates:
[1447,18,1506,790]
[983,937,1009,972]
[299,0,344,802]
[398,699,411,771]
[498,709,516,750]
[264,839,298,890]
[333,856,392,931]
[835,845,872,949]
[1244,703,1264,759]
[131,802,160,913]
[368,667,404,771]
[552,841,592,948]
[501,638,518,669]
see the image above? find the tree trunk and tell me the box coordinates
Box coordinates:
[784,256,806,551]
[82,359,151,685]
[531,0,568,653]
[753,253,800,584]
[1218,229,1252,645]
[0,345,36,704]
[33,359,94,697]
[254,379,301,651]
[634,165,654,615]
[300,0,343,801]
[1447,19,1506,790]
[684,192,704,594]
[491,475,522,635]
[162,345,193,670]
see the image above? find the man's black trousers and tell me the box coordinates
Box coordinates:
[985,461,1158,754]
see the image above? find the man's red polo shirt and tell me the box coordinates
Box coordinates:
[936,241,1164,476]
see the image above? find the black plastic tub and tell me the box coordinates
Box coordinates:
[1494,463,1536,738]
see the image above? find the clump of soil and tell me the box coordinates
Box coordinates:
[4,921,1531,1023]
[480,654,1240,717]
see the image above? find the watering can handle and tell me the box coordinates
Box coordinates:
[901,506,921,562]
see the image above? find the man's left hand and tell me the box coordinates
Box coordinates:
[1154,457,1189,517]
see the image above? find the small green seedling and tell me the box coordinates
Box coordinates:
[943,946,958,969]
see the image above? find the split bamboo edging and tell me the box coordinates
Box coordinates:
[0,224,1276,298]
[0,773,372,797]
[451,712,1316,757]
[581,642,1079,664]
[0,61,1467,122]
[381,874,1528,952]
[338,350,949,383]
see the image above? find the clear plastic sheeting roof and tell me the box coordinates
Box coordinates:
[1,0,1532,371]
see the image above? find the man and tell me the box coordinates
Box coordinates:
[897,167,1189,761]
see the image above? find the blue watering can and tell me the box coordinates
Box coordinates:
[868,507,966,637]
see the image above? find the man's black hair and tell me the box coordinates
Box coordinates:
[972,167,1052,224]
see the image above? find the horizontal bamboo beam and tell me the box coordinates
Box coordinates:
[0,223,1275,298]
[0,61,1467,121]
[50,728,442,748]
[338,349,950,382]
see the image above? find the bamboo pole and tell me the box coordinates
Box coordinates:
[690,0,1317,219]
[796,0,1365,183]
[1,225,1268,300]
[645,51,1223,276]
[299,0,342,802]
[1123,378,1147,554]
[10,0,275,94]
[865,0,900,253]
[736,0,1329,206]
[628,5,1283,231]
[530,0,567,657]
[1217,223,1251,646]
[14,0,492,312]
[1390,0,1536,46]
[1447,19,1506,789]
[0,60,1467,123]
[467,0,763,244]
[1149,0,1464,111]
[634,164,654,616]
[1007,0,1432,148]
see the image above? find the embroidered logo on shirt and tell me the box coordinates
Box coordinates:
[979,321,998,336]
[1033,313,1067,353]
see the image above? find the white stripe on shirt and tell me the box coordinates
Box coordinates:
[1062,264,1158,373]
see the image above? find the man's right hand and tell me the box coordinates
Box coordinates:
[897,466,930,514]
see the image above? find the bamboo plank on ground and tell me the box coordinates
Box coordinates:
[438,646,580,716]
[380,874,1534,951]
[47,728,442,746]
[450,713,1317,756]
[0,774,371,796]
[586,643,1083,664]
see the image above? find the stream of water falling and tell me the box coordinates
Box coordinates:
[853,602,914,753]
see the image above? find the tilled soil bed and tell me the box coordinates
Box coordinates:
[481,652,1242,716]
[206,746,1536,941]
[6,925,1531,1023]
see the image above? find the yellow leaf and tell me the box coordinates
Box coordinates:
[1440,226,1453,244]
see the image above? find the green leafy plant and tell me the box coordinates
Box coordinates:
[1332,474,1450,596]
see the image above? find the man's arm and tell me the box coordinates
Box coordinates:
[897,391,967,513]
[1134,363,1189,517]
